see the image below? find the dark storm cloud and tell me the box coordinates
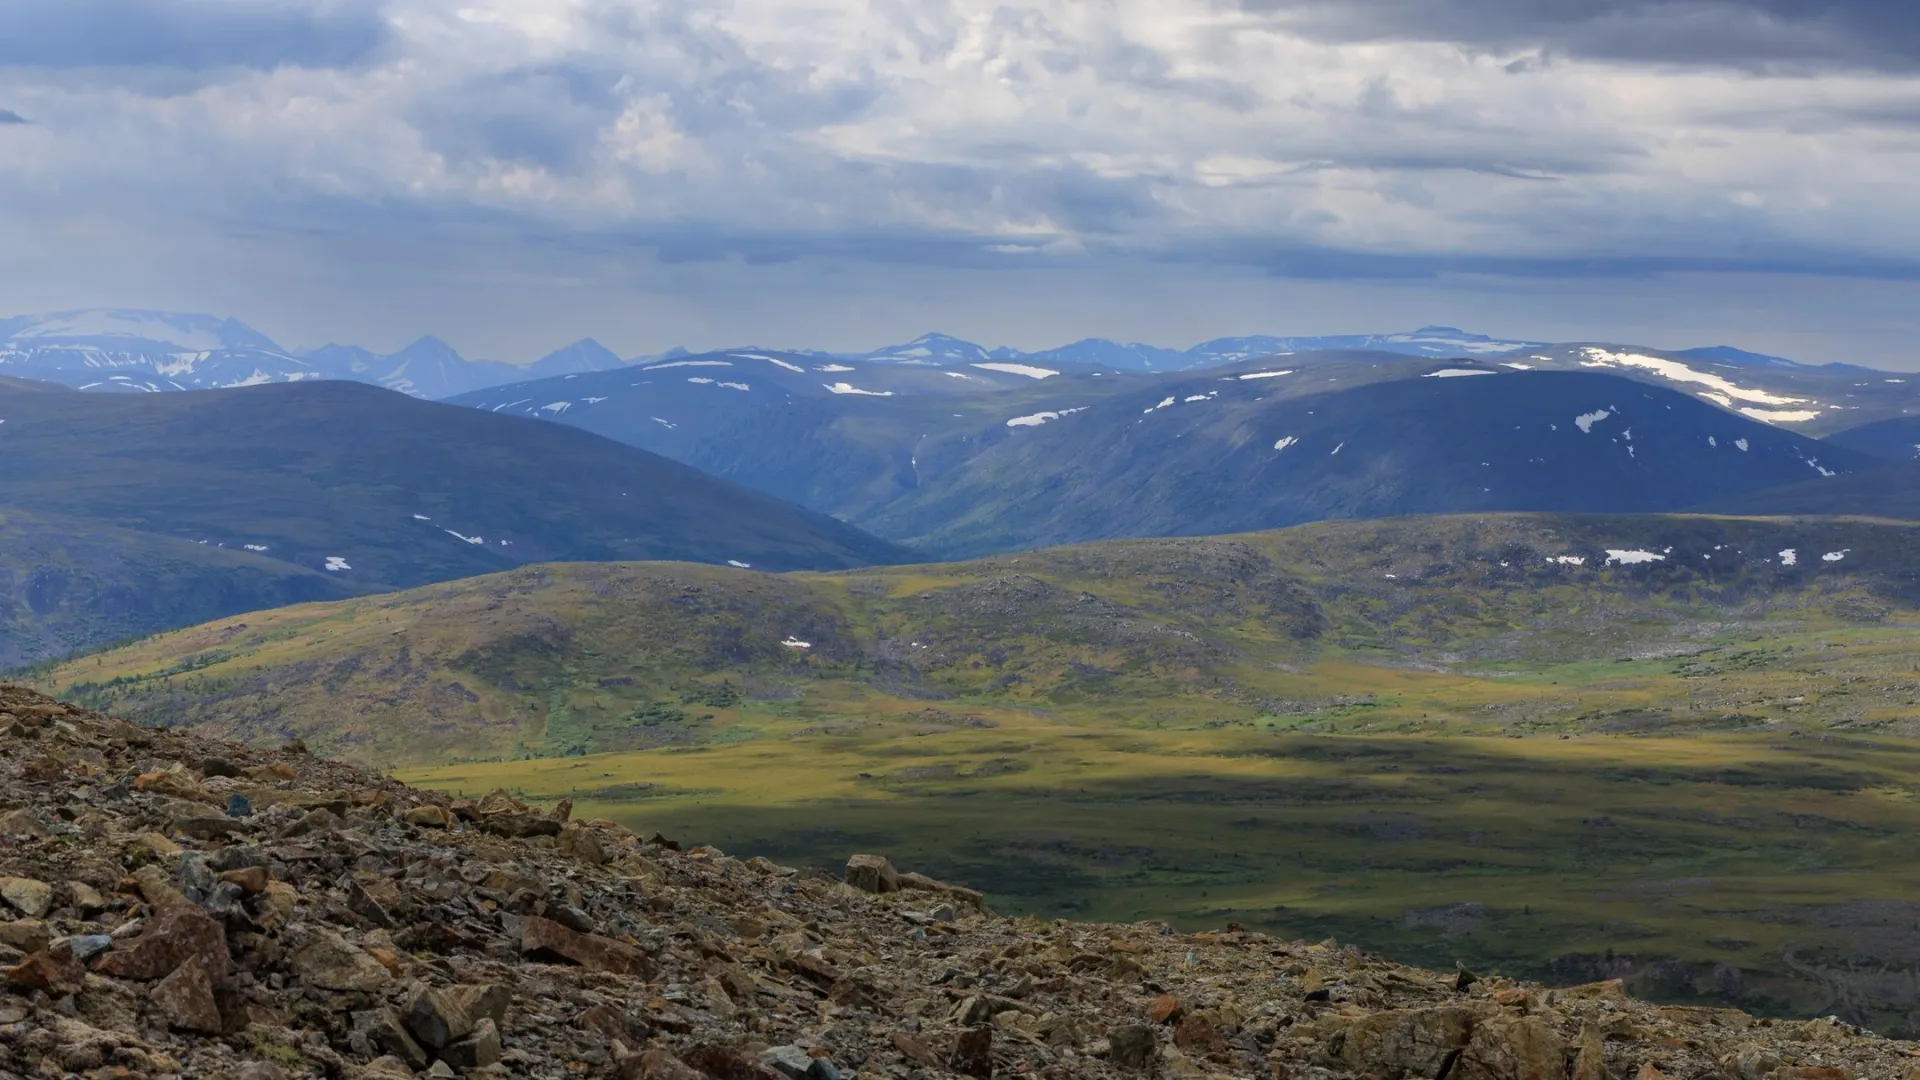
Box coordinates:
[1239,0,1920,71]
[0,0,390,71]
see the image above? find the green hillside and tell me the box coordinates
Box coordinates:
[38,510,1920,1032]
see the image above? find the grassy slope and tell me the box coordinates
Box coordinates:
[39,511,1920,1031]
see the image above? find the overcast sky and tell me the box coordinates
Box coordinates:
[4,0,1920,364]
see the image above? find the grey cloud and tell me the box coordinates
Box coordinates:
[0,0,389,71]
[0,109,26,124]
[413,64,628,172]
[1240,1,1920,71]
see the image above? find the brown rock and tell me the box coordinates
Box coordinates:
[577,1002,651,1047]
[1459,1014,1569,1080]
[294,929,392,991]
[0,809,48,837]
[1109,1024,1157,1071]
[96,905,232,984]
[440,1017,501,1069]
[1324,1006,1479,1079]
[898,870,985,907]
[844,853,899,894]
[1147,993,1184,1024]
[68,881,107,912]
[681,1044,785,1079]
[6,940,86,996]
[232,1063,290,1080]
[621,1049,706,1080]
[1172,1012,1224,1056]
[1767,1071,1853,1080]
[219,866,270,894]
[406,984,476,1049]
[520,915,654,976]
[130,863,194,910]
[0,918,50,954]
[402,805,453,828]
[360,1008,430,1068]
[951,1026,993,1078]
[0,876,53,918]
[477,811,562,838]
[356,1056,418,1080]
[1633,1068,1668,1080]
[892,1031,941,1066]
[134,765,210,801]
[559,822,609,865]
[151,959,224,1033]
[1573,1024,1611,1080]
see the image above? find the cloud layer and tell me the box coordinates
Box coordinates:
[2,0,1919,357]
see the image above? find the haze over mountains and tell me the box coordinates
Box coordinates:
[4,306,1872,399]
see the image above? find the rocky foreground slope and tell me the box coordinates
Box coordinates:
[0,685,1912,1080]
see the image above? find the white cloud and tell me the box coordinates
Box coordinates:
[4,1,1920,355]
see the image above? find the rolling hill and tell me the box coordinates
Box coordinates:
[40,510,1920,1034]
[45,510,1920,766]
[864,368,1874,556]
[0,378,905,587]
[0,378,906,662]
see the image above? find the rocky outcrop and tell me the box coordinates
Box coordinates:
[1,683,1916,1079]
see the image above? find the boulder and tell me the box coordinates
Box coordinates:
[5,940,86,996]
[293,929,392,992]
[1321,1006,1481,1078]
[1109,1025,1158,1071]
[950,1027,993,1079]
[0,876,53,918]
[520,915,655,976]
[1458,1015,1570,1080]
[95,905,232,984]
[844,854,899,894]
[440,1017,502,1069]
[151,959,224,1033]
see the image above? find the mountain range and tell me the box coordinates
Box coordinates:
[10,306,1880,399]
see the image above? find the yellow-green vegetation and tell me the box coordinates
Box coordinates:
[38,512,1920,1031]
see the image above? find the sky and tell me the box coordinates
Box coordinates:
[4,0,1920,365]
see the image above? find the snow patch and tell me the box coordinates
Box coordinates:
[1273,436,1299,452]
[1549,555,1587,566]
[1574,409,1610,433]
[1424,368,1496,378]
[718,381,751,391]
[445,530,485,545]
[1822,550,1848,562]
[687,377,714,384]
[412,514,432,521]
[824,382,894,396]
[1502,362,1534,370]
[817,363,855,372]
[243,544,269,552]
[324,557,351,572]
[733,353,804,373]
[1734,438,1749,452]
[645,359,733,369]
[1779,548,1798,567]
[1578,347,1814,408]
[651,417,677,429]
[1605,549,1666,565]
[1144,396,1176,414]
[582,396,607,404]
[1331,442,1344,455]
[781,637,812,649]
[1740,407,1822,423]
[540,401,572,413]
[1006,407,1087,428]
[971,362,1059,379]
[1237,369,1294,380]
[728,560,752,568]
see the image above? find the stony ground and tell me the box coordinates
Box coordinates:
[2,685,1917,1080]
